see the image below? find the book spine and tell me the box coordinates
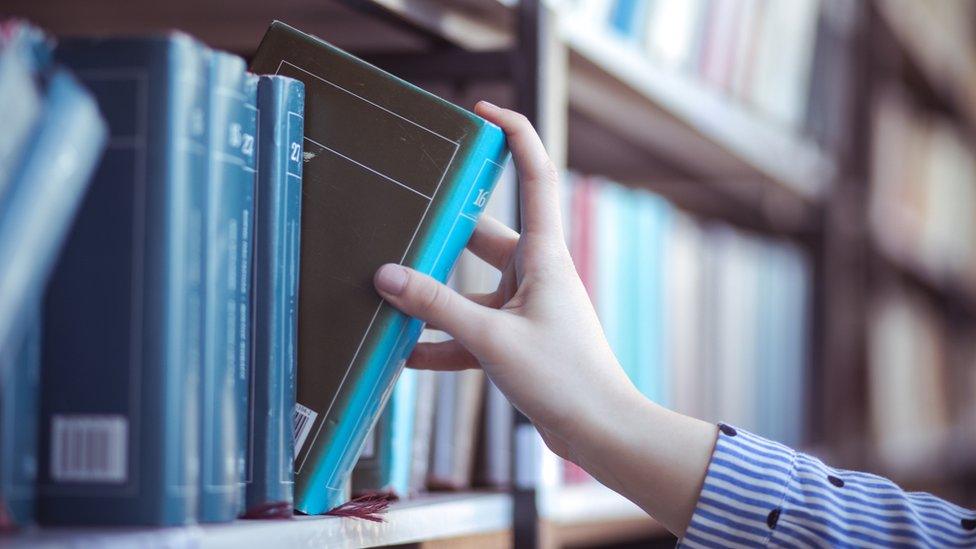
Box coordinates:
[237,74,258,514]
[170,39,209,525]
[245,75,304,517]
[295,127,509,515]
[200,51,251,523]
[0,311,40,528]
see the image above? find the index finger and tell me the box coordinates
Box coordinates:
[475,101,563,239]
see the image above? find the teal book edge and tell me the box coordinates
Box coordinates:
[249,21,510,515]
[42,34,207,526]
[200,50,255,523]
[245,74,304,518]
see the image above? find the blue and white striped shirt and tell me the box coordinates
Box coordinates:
[680,424,976,548]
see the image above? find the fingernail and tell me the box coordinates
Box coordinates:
[477,100,498,111]
[375,263,408,295]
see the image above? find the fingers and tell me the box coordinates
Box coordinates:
[374,263,496,349]
[474,101,563,239]
[468,214,518,270]
[418,292,501,331]
[407,339,480,371]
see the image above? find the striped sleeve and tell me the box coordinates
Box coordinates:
[679,424,976,548]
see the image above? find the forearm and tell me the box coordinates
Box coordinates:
[565,385,718,536]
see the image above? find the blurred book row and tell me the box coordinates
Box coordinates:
[868,282,976,480]
[560,0,855,146]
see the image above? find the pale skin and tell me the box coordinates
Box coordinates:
[373,101,718,537]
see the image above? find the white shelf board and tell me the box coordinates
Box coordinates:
[9,492,512,549]
[539,482,649,526]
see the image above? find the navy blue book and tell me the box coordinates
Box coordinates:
[200,51,256,523]
[40,34,208,526]
[244,74,304,519]
[0,313,39,529]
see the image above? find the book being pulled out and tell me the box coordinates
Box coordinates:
[249,21,510,515]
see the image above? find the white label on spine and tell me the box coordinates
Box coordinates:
[51,415,128,483]
[293,403,318,456]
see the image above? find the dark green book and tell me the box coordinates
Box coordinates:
[250,21,509,515]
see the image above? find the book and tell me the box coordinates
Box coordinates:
[245,74,304,518]
[0,312,40,529]
[40,34,208,526]
[429,369,485,490]
[250,21,509,514]
[0,25,44,210]
[633,192,671,404]
[200,51,256,523]
[387,368,417,497]
[408,360,438,495]
[0,62,106,356]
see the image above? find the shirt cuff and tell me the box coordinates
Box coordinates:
[679,423,798,548]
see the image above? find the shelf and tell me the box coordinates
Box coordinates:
[8,493,512,549]
[875,0,976,132]
[538,482,669,548]
[871,242,976,317]
[559,13,834,203]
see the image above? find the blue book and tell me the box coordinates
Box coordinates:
[609,0,649,40]
[40,34,208,526]
[250,21,509,514]
[0,32,44,210]
[200,51,256,523]
[633,192,671,404]
[0,59,105,356]
[388,369,417,497]
[244,74,304,518]
[0,313,40,529]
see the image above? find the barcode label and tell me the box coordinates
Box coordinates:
[293,403,317,455]
[51,415,128,483]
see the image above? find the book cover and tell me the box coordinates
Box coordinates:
[200,50,256,523]
[41,34,208,526]
[250,21,509,514]
[0,312,40,529]
[245,74,304,518]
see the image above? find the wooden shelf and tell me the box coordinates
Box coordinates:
[871,242,976,317]
[875,0,976,132]
[7,493,512,549]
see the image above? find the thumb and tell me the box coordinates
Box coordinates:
[374,263,495,349]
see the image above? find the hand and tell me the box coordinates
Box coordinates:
[373,101,717,536]
[374,101,632,458]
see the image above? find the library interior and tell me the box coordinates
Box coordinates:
[2,0,976,547]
